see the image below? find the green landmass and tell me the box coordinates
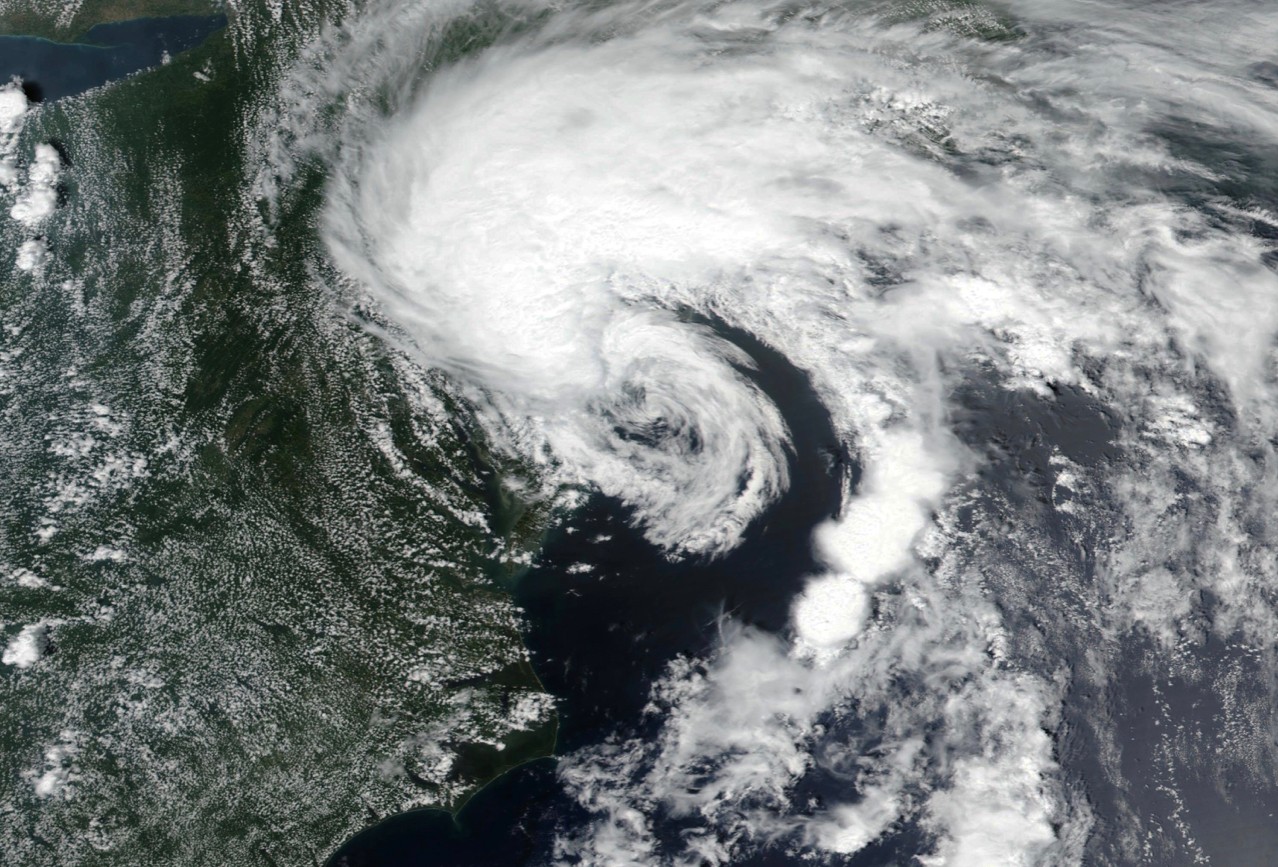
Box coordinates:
[0,5,558,867]
[880,0,1022,41]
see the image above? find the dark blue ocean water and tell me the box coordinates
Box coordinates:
[327,325,855,866]
[0,15,226,102]
[328,345,1278,866]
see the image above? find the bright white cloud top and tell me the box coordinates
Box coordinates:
[256,0,1278,861]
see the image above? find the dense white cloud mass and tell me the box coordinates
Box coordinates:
[2,84,61,272]
[10,143,60,226]
[14,237,48,272]
[3,621,51,669]
[0,79,26,190]
[299,0,1278,861]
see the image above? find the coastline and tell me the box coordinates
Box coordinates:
[0,0,222,42]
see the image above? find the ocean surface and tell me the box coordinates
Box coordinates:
[328,324,852,865]
[330,360,1278,866]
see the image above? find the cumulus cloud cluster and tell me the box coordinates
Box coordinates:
[10,143,61,227]
[0,79,26,187]
[3,621,52,669]
[1,79,61,272]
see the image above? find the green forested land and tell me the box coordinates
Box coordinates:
[0,5,556,866]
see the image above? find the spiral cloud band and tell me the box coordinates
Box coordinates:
[298,0,1278,861]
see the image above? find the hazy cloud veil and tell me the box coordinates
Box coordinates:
[272,0,1278,861]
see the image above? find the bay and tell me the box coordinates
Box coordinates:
[0,14,226,102]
